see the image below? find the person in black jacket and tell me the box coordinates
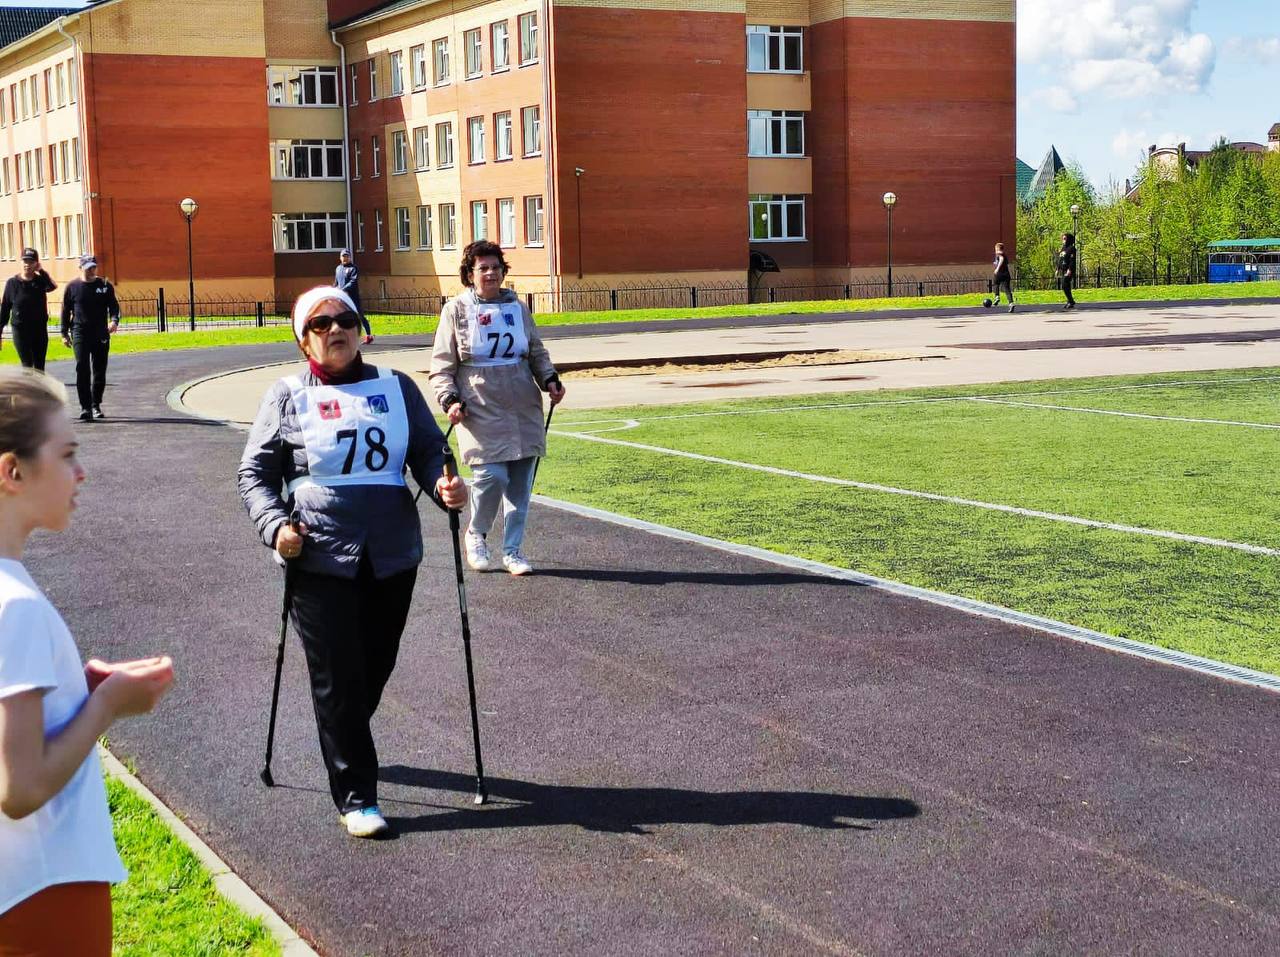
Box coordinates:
[334,249,371,343]
[60,256,120,421]
[992,242,1014,313]
[0,248,57,370]
[1056,234,1078,310]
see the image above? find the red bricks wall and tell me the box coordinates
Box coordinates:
[810,17,1016,270]
[550,6,748,277]
[82,53,274,284]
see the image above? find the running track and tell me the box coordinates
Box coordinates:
[27,337,1280,956]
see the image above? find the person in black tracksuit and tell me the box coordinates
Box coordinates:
[60,255,120,421]
[0,248,57,370]
[1056,233,1078,310]
[335,249,371,341]
[992,242,1015,313]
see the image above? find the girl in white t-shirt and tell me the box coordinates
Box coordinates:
[0,367,173,955]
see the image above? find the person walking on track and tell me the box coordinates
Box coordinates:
[0,367,173,955]
[0,248,57,371]
[429,240,565,577]
[992,242,1015,313]
[238,285,467,838]
[60,256,120,422]
[334,249,372,344]
[1056,233,1078,310]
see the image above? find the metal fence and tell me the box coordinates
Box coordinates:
[87,265,1221,333]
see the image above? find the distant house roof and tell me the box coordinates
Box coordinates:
[1268,123,1279,140]
[0,7,79,51]
[1015,158,1035,202]
[1025,146,1064,203]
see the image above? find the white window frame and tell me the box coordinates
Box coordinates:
[417,205,433,249]
[470,200,488,241]
[371,135,381,177]
[747,110,804,158]
[521,105,541,156]
[435,122,455,168]
[465,29,483,78]
[272,139,346,180]
[391,130,408,174]
[468,116,485,165]
[395,206,411,249]
[413,126,430,170]
[375,209,384,251]
[390,50,404,95]
[491,21,510,72]
[519,12,539,65]
[439,203,457,248]
[497,197,515,248]
[272,211,350,253]
[55,64,65,108]
[494,111,512,161]
[410,44,427,89]
[369,58,380,100]
[746,25,803,73]
[433,38,451,86]
[749,193,806,242]
[349,64,359,104]
[356,211,365,252]
[268,66,340,107]
[352,139,361,179]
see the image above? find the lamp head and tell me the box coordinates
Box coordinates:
[574,167,584,177]
[882,191,897,208]
[179,197,199,219]
[1070,203,1081,215]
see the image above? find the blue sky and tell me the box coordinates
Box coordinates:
[1018,0,1280,191]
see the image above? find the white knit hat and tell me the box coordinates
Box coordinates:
[292,286,359,342]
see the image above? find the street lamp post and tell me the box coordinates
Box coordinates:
[179,197,199,331]
[1070,203,1082,284]
[574,167,584,280]
[882,192,897,297]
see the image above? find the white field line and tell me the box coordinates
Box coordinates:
[966,397,1280,429]
[553,373,1280,430]
[551,430,1280,558]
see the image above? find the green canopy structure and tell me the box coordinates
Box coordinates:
[1206,239,1280,248]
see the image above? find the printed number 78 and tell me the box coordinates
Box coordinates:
[336,427,389,473]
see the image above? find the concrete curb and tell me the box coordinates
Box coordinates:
[99,746,320,957]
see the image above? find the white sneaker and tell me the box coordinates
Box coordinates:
[340,806,390,838]
[465,530,491,571]
[503,552,533,576]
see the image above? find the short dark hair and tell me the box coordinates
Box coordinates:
[459,241,509,287]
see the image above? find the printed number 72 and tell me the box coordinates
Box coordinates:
[486,332,516,359]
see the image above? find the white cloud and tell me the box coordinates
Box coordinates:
[1110,127,1192,160]
[1222,36,1280,63]
[1019,0,1216,109]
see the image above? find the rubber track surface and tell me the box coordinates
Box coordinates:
[28,341,1280,956]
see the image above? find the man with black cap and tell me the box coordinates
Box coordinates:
[0,248,57,370]
[334,248,372,343]
[60,255,120,421]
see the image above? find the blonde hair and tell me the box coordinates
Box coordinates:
[0,367,66,460]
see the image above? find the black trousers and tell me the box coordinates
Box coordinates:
[993,279,1014,303]
[11,323,48,370]
[72,334,110,411]
[289,555,417,813]
[1060,276,1076,306]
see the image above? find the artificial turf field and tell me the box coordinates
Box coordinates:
[538,367,1280,677]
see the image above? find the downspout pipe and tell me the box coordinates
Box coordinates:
[331,29,353,251]
[55,16,90,263]
[540,0,556,303]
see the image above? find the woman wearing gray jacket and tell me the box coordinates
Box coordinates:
[430,241,564,576]
[238,285,466,838]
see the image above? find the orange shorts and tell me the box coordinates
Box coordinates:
[0,882,111,957]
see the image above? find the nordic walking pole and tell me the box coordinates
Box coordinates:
[441,441,488,805]
[261,510,302,787]
[530,404,555,487]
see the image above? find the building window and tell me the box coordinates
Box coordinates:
[491,21,510,71]
[48,146,57,185]
[468,116,485,164]
[435,121,454,168]
[352,139,361,178]
[369,58,380,99]
[497,198,515,247]
[519,12,538,64]
[1,158,8,195]
[34,152,42,188]
[38,220,46,255]
[54,64,65,108]
[349,64,359,104]
[395,206,411,249]
[392,130,408,173]
[417,205,433,248]
[521,105,541,156]
[52,216,62,258]
[749,194,805,241]
[439,203,456,248]
[273,140,345,179]
[59,142,68,184]
[72,138,80,181]
[747,110,804,157]
[356,211,365,252]
[411,44,427,89]
[371,135,381,176]
[470,200,488,241]
[465,29,483,78]
[268,66,340,106]
[494,111,512,161]
[273,212,349,252]
[746,26,803,73]
[433,38,450,86]
[18,79,26,120]
[413,126,430,170]
[0,93,5,125]
[390,51,404,95]
[375,209,384,250]
[68,60,76,104]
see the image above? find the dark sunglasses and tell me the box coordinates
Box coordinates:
[306,310,360,334]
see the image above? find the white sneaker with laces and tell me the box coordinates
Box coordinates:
[340,806,390,838]
[503,552,533,576]
[465,530,491,571]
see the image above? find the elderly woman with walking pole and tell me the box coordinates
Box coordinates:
[430,240,565,576]
[238,286,468,838]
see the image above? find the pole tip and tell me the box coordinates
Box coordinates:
[260,768,275,788]
[474,787,487,806]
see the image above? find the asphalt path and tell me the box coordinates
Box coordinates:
[25,340,1280,956]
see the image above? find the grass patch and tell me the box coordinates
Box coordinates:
[108,777,280,956]
[539,367,1280,675]
[8,280,1278,364]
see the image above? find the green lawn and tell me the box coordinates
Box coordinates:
[7,280,1278,364]
[537,368,1280,675]
[108,777,280,956]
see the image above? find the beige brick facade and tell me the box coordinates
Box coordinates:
[77,0,268,58]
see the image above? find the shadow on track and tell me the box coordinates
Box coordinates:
[533,568,861,588]
[75,416,226,428]
[380,766,919,836]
